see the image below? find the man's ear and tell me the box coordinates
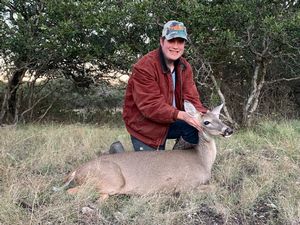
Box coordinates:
[159,37,164,46]
[184,100,197,117]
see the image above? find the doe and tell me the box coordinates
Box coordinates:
[59,101,233,200]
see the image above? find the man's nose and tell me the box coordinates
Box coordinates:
[172,40,180,47]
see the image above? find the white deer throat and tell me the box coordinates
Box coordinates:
[197,132,217,171]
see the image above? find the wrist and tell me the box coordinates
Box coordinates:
[177,111,185,120]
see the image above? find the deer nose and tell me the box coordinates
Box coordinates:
[224,128,233,137]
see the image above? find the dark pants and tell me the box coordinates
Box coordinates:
[131,120,198,151]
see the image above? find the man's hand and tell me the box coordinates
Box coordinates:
[177,111,202,131]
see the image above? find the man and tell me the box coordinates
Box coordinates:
[122,20,207,151]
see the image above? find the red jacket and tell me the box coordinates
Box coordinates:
[122,48,207,148]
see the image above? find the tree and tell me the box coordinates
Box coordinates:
[0,0,129,124]
[180,0,300,126]
[1,0,299,126]
[113,0,300,126]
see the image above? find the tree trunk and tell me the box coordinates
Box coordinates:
[209,72,239,129]
[242,57,267,126]
[0,68,26,125]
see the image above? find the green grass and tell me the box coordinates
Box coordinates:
[0,120,299,225]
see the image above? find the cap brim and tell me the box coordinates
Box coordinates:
[165,35,187,41]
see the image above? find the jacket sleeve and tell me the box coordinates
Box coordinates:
[131,65,179,123]
[181,62,207,113]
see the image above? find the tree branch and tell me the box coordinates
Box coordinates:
[209,72,239,128]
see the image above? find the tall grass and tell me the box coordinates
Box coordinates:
[0,120,299,225]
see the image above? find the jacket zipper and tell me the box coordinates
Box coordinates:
[179,66,183,110]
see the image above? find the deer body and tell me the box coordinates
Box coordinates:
[63,102,232,199]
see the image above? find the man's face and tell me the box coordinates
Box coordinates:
[160,37,185,62]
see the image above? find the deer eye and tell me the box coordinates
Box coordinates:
[203,121,210,126]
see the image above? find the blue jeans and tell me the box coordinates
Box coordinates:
[131,120,198,151]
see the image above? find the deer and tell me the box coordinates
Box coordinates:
[56,101,233,200]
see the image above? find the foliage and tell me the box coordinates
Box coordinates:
[182,1,300,125]
[0,0,299,126]
[17,78,125,124]
[0,0,131,72]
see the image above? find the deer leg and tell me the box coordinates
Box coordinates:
[95,160,126,195]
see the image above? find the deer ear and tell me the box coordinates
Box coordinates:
[211,104,223,118]
[184,100,197,117]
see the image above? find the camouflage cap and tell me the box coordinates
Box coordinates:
[162,20,188,41]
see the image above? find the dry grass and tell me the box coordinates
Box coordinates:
[0,120,299,225]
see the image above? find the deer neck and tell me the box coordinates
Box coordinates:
[196,131,217,171]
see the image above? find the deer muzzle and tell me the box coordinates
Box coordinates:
[223,127,233,137]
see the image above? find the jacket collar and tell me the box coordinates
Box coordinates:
[159,47,186,74]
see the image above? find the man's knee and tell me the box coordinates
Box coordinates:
[175,121,199,144]
[131,136,157,151]
[172,137,197,150]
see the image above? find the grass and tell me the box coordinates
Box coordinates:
[0,120,299,225]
